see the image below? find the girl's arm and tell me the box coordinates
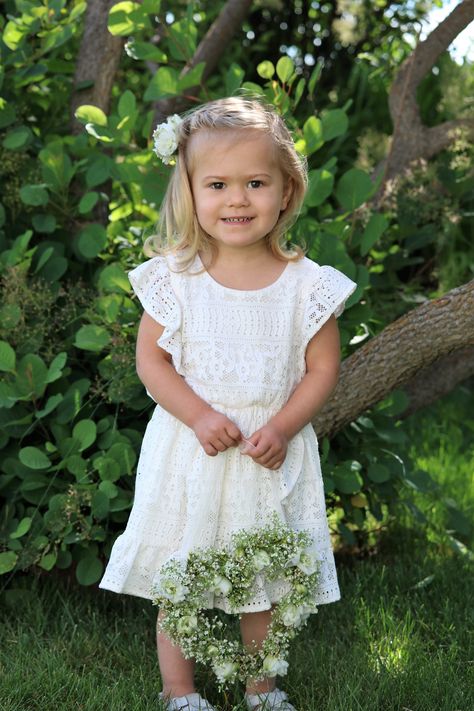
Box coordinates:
[240,315,340,469]
[135,312,242,452]
[267,315,341,441]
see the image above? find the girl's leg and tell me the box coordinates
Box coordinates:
[239,605,277,695]
[157,609,196,697]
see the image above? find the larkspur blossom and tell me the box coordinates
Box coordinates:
[252,549,271,572]
[210,574,232,595]
[213,660,239,683]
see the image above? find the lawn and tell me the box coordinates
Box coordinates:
[1,384,473,711]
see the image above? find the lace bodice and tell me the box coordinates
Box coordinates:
[128,251,357,420]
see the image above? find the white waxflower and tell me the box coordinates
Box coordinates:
[176,614,198,635]
[252,549,271,572]
[262,655,289,677]
[213,660,239,682]
[211,574,232,595]
[152,114,183,164]
[281,604,303,627]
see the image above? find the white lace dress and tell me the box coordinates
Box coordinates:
[98,251,357,613]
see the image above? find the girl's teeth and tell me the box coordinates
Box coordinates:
[225,217,250,222]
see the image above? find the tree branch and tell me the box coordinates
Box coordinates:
[313,279,474,438]
[151,0,253,128]
[375,0,474,198]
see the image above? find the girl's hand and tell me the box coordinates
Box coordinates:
[192,409,242,457]
[239,423,288,470]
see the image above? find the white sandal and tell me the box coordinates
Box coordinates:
[158,691,217,711]
[244,688,297,711]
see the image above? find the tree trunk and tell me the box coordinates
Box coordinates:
[70,0,124,134]
[313,280,474,438]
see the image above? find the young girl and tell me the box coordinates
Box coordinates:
[99,97,357,711]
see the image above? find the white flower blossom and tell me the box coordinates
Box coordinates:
[262,655,289,677]
[281,604,303,627]
[289,548,319,575]
[211,574,233,595]
[152,114,183,164]
[156,577,189,603]
[213,660,239,682]
[176,614,198,635]
[252,549,271,572]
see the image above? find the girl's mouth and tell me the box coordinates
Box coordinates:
[222,217,254,223]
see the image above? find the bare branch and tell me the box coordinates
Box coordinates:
[375,0,474,199]
[313,280,474,439]
[151,0,253,127]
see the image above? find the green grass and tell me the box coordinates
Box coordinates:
[1,385,473,711]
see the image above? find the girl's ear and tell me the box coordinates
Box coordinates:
[281,177,293,211]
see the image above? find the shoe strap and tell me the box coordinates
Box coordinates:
[161,692,213,710]
[246,688,289,709]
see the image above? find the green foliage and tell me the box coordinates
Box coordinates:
[0,0,472,592]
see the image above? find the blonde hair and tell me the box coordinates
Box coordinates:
[143,96,308,270]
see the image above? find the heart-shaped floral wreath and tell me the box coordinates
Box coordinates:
[150,512,320,690]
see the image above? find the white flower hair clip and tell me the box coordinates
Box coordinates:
[152,114,183,165]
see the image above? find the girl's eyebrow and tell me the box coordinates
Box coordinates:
[202,173,272,181]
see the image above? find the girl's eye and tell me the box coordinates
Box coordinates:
[249,180,263,188]
[210,182,225,189]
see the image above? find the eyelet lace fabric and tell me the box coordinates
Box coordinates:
[99,252,357,612]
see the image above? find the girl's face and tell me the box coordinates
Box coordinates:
[188,129,292,255]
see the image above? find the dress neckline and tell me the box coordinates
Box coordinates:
[195,252,291,294]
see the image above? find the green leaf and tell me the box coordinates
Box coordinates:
[257,61,275,79]
[77,223,107,259]
[78,192,99,214]
[321,109,348,142]
[94,456,121,482]
[308,62,323,96]
[336,168,373,211]
[276,56,294,83]
[178,62,205,92]
[85,124,115,143]
[118,90,136,119]
[19,185,49,206]
[0,341,16,372]
[144,67,179,101]
[73,419,97,451]
[367,464,391,483]
[39,143,75,192]
[225,63,245,95]
[10,517,32,539]
[37,256,68,282]
[0,551,18,574]
[305,169,334,207]
[91,491,110,519]
[74,105,108,126]
[38,551,57,571]
[76,555,103,585]
[2,21,27,50]
[32,214,56,233]
[124,38,167,62]
[334,463,363,494]
[361,213,389,256]
[99,263,130,293]
[99,481,119,499]
[3,125,32,150]
[17,353,48,397]
[0,101,17,130]
[168,18,197,61]
[19,447,51,470]
[74,325,110,352]
[35,393,63,419]
[86,155,113,187]
[108,2,147,36]
[293,78,305,108]
[303,116,324,154]
[47,353,67,384]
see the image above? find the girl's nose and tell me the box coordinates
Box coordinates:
[225,187,250,207]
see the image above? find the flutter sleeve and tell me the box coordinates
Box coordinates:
[303,264,357,347]
[128,256,183,376]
